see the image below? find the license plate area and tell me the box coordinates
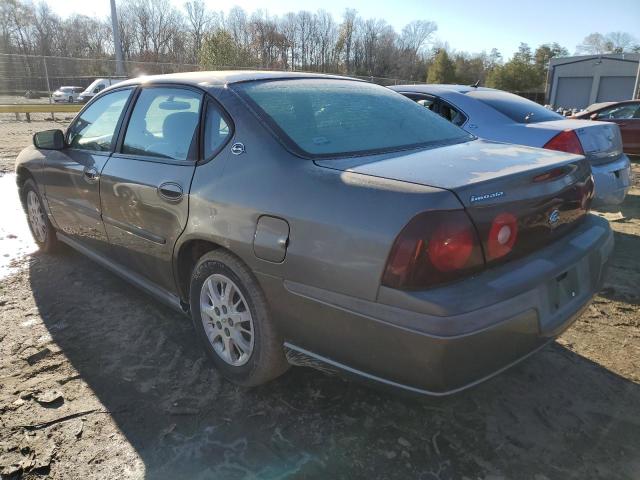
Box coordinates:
[548,268,580,314]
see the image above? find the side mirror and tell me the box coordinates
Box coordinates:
[590,113,598,120]
[33,129,65,150]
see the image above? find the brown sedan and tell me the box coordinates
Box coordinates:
[572,100,640,155]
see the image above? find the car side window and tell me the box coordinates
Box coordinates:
[122,87,202,161]
[598,104,639,120]
[416,98,436,111]
[437,100,467,127]
[203,100,231,158]
[67,88,132,152]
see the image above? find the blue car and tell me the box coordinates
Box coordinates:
[392,84,632,207]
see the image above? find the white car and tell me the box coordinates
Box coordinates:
[392,85,632,207]
[51,86,84,103]
[77,78,122,103]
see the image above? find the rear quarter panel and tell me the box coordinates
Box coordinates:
[181,88,463,304]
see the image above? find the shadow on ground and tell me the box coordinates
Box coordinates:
[28,248,640,480]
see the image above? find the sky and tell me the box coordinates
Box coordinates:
[47,0,640,59]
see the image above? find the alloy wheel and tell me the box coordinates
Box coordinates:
[199,273,255,366]
[27,190,47,243]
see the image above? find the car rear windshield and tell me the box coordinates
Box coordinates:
[233,79,473,158]
[466,90,563,123]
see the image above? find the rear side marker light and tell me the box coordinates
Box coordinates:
[543,130,584,156]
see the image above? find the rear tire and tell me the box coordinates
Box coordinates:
[189,250,289,387]
[22,179,58,252]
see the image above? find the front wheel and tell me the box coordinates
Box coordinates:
[22,179,58,252]
[189,250,289,386]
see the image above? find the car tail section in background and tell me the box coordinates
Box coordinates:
[51,86,83,103]
[77,78,124,103]
[392,85,632,207]
[571,100,640,155]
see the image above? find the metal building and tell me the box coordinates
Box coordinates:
[547,53,640,109]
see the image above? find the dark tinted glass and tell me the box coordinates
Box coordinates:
[467,90,563,123]
[234,79,472,157]
[67,88,132,151]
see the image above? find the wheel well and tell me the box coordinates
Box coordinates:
[176,239,221,301]
[16,167,34,202]
[16,167,33,187]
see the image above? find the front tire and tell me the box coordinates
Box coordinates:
[22,179,58,252]
[189,250,289,387]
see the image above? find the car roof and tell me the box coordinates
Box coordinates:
[114,70,361,90]
[591,99,640,110]
[390,84,498,94]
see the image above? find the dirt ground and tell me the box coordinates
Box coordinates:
[1,116,639,480]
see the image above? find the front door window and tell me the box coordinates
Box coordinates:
[67,89,132,152]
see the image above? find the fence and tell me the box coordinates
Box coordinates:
[0,53,550,106]
[0,53,427,100]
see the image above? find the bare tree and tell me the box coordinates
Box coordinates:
[604,31,637,53]
[399,20,437,57]
[337,9,358,73]
[185,0,211,63]
[576,32,638,55]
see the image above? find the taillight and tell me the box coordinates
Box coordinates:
[382,210,484,290]
[543,130,584,155]
[532,166,570,183]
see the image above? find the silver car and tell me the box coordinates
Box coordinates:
[16,72,613,395]
[52,86,84,103]
[391,84,632,207]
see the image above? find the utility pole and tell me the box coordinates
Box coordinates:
[634,56,640,99]
[110,0,126,77]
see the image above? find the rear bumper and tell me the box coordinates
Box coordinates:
[591,154,632,206]
[281,214,614,395]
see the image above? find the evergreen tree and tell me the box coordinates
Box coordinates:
[426,49,456,83]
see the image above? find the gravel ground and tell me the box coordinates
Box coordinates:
[0,118,639,480]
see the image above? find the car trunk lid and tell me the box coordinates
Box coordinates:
[316,139,593,265]
[530,119,624,166]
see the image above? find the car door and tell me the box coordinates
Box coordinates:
[99,85,203,293]
[43,87,133,254]
[595,103,640,153]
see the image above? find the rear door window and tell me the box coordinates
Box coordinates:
[437,100,467,127]
[122,87,203,161]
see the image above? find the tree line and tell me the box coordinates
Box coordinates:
[1,0,638,89]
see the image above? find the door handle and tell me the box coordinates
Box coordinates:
[83,166,99,183]
[157,182,183,202]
